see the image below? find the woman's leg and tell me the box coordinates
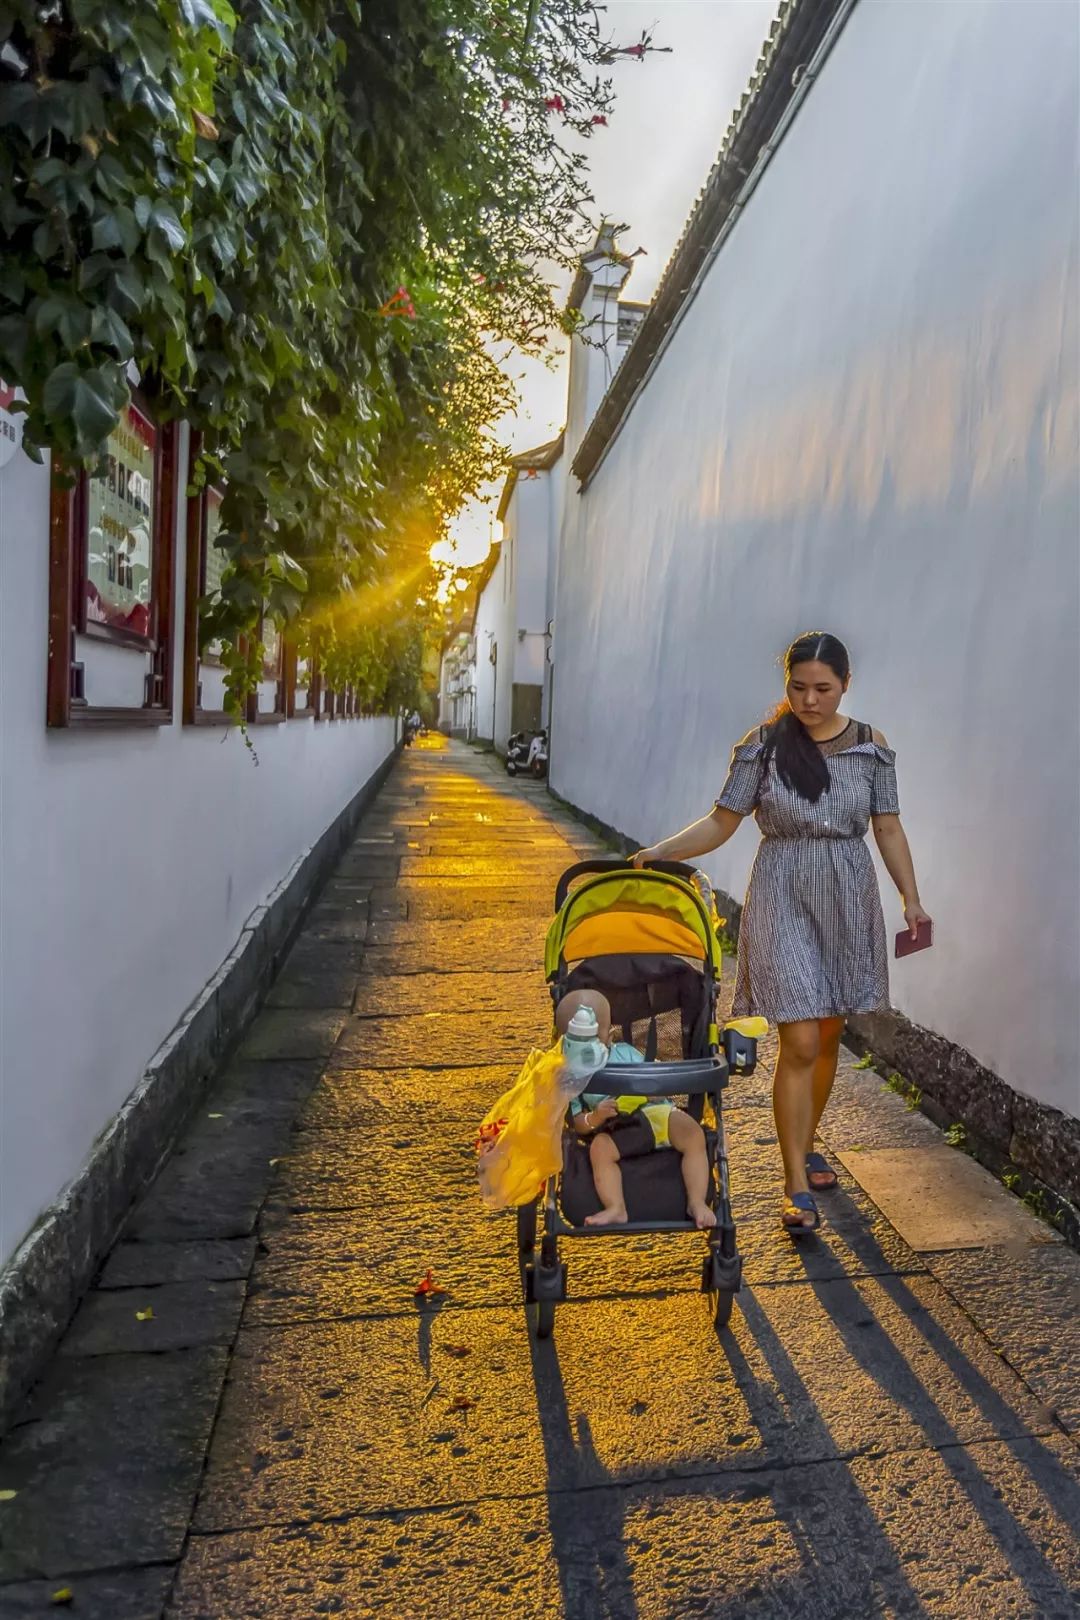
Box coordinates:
[585,1134,628,1225]
[667,1110,717,1229]
[773,1020,822,1225]
[806,1016,846,1187]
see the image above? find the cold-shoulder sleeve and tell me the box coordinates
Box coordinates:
[869,743,900,816]
[715,730,765,816]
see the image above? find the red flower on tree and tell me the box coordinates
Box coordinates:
[544,94,566,114]
[378,285,416,319]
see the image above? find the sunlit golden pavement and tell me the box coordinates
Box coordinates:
[1,736,1079,1619]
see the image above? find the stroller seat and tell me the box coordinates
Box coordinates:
[558,1127,719,1226]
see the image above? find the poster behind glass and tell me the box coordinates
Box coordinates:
[85,404,156,640]
[201,487,226,663]
[262,618,281,680]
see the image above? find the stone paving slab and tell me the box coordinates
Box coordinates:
[329,1009,552,1069]
[99,1237,256,1288]
[123,1123,291,1243]
[193,1273,1055,1536]
[398,854,577,877]
[0,1348,227,1580]
[924,1244,1080,1436]
[835,1144,1059,1251]
[264,946,362,1009]
[817,1061,948,1149]
[262,1125,478,1217]
[351,968,539,1019]
[213,1057,328,1111]
[59,1279,247,1356]
[361,922,542,974]
[300,901,370,943]
[370,885,553,922]
[172,1434,1080,1620]
[238,1009,347,1062]
[0,1564,177,1619]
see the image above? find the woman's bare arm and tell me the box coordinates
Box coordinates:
[631,806,744,867]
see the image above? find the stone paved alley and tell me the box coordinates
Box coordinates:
[2,737,1080,1618]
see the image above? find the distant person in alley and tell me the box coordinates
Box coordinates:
[633,631,930,1238]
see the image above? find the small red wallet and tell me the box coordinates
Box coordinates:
[895,919,933,959]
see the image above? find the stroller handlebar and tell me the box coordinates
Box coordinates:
[581,1057,727,1096]
[553,857,701,912]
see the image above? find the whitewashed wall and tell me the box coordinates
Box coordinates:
[512,474,553,695]
[0,426,395,1265]
[551,0,1080,1116]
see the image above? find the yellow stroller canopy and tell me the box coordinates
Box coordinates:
[545,869,723,980]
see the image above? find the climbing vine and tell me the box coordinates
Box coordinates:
[0,0,636,713]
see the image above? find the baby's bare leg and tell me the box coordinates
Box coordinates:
[585,1133,627,1225]
[667,1110,717,1229]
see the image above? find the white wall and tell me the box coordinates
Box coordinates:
[551,0,1080,1116]
[473,565,499,743]
[511,475,552,694]
[0,427,395,1265]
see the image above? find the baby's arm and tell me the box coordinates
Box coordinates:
[572,1099,618,1135]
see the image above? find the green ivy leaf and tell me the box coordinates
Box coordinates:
[34,295,93,353]
[90,304,134,360]
[42,363,121,449]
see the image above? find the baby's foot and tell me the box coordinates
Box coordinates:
[585,1205,628,1226]
[689,1202,717,1230]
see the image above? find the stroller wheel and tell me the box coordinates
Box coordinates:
[535,1298,556,1339]
[712,1289,736,1331]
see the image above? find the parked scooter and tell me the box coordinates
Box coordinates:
[527,729,548,780]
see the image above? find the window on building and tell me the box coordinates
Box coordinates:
[47,394,177,726]
[617,306,646,345]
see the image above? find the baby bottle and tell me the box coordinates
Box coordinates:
[560,1004,609,1091]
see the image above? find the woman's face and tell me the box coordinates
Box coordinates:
[786,659,847,727]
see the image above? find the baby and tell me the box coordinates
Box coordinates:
[555,990,717,1230]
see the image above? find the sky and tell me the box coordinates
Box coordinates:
[440,0,777,572]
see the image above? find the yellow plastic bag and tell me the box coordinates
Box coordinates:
[475,1043,569,1211]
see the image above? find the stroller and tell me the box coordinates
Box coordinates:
[518,859,760,1338]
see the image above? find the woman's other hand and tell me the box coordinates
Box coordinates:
[631,847,659,869]
[904,901,931,939]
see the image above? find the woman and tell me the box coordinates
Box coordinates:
[633,632,929,1237]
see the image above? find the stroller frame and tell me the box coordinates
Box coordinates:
[518,859,758,1338]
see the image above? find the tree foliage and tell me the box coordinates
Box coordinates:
[0,0,615,712]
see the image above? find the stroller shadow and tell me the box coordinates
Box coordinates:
[522,1184,1080,1619]
[794,1254,1080,1614]
[529,1323,641,1620]
[524,1266,932,1619]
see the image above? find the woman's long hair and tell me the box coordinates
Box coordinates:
[762,632,851,803]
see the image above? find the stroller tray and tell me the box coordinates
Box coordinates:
[558,1128,719,1227]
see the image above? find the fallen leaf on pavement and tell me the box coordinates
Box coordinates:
[414,1269,443,1297]
[51,1589,73,1605]
[135,1307,155,1322]
[440,1344,471,1359]
[208,1113,223,1119]
[450,1395,479,1412]
[0,1490,17,1501]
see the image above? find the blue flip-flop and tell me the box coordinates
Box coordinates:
[782,1191,820,1237]
[806,1151,839,1190]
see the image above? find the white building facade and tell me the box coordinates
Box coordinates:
[466,233,646,754]
[548,0,1080,1188]
[0,414,397,1410]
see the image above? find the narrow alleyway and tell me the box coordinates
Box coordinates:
[2,737,1080,1619]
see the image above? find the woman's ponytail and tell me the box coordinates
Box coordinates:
[761,633,851,804]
